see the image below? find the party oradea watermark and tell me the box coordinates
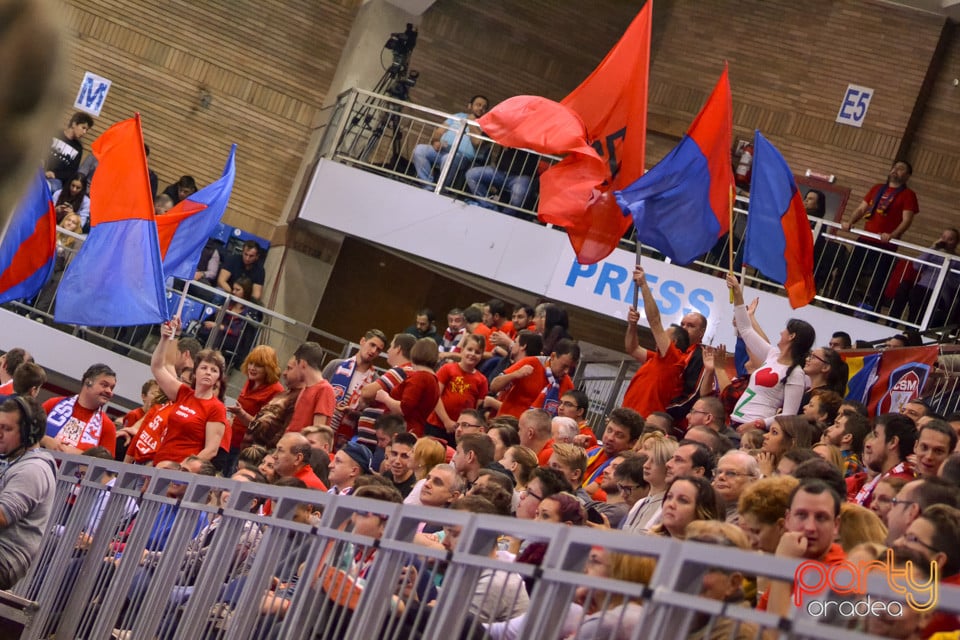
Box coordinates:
[794,549,938,617]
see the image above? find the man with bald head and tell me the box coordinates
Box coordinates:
[275,433,326,490]
[667,312,708,426]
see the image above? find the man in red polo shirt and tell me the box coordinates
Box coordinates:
[42,363,117,456]
[491,339,579,418]
[275,432,326,490]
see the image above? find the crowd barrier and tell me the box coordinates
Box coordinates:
[6,453,960,639]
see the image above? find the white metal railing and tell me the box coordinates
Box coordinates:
[9,453,960,639]
[317,88,960,336]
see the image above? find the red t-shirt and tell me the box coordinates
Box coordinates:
[861,183,919,242]
[757,543,846,611]
[152,385,227,465]
[286,380,336,433]
[497,357,573,418]
[0,381,12,395]
[578,422,598,449]
[43,396,117,455]
[130,402,173,464]
[428,362,488,427]
[472,324,494,352]
[622,345,685,419]
[391,369,440,437]
[537,439,555,466]
[294,464,327,491]
[122,407,145,430]
[231,380,284,450]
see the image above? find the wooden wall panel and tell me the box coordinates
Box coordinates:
[58,0,359,240]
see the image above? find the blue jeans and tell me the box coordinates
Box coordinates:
[411,144,471,187]
[464,166,533,208]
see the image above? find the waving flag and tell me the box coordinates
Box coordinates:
[477,1,651,264]
[843,351,881,404]
[615,65,734,265]
[0,170,56,304]
[157,144,237,280]
[743,131,816,308]
[56,115,168,326]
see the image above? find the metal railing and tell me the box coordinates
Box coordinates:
[8,453,960,639]
[3,228,354,401]
[317,88,960,337]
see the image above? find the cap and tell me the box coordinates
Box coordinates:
[343,441,372,474]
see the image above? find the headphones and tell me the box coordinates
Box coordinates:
[85,380,94,388]
[11,395,45,449]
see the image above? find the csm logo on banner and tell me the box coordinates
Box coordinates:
[74,72,112,117]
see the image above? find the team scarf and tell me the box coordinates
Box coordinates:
[441,327,466,352]
[864,184,906,219]
[855,461,912,506]
[535,357,562,416]
[46,395,104,448]
[330,358,358,405]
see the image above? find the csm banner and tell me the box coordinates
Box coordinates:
[545,244,891,349]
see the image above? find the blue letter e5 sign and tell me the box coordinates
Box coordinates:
[836,85,874,128]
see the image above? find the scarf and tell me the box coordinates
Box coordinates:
[864,184,906,219]
[855,461,910,505]
[536,357,562,416]
[329,358,358,405]
[441,327,466,352]
[47,395,104,448]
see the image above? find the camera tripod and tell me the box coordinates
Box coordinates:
[341,61,418,164]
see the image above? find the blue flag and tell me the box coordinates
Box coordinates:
[0,170,57,304]
[157,145,237,280]
[55,116,168,327]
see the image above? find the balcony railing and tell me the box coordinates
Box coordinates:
[315,88,960,339]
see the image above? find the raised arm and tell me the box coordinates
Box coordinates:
[152,319,185,401]
[727,274,770,360]
[635,267,671,357]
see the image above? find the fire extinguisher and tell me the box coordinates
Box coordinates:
[735,143,753,188]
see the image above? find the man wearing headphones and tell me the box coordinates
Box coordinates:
[41,363,118,456]
[0,395,55,589]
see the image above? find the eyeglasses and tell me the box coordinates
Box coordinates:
[715,469,754,479]
[617,483,640,494]
[456,422,482,430]
[890,498,917,508]
[688,409,709,416]
[559,401,580,409]
[902,532,940,554]
[520,489,544,501]
[807,352,828,365]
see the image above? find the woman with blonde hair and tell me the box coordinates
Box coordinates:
[621,433,677,533]
[403,437,448,506]
[812,442,845,474]
[838,503,887,553]
[499,444,538,491]
[572,552,657,640]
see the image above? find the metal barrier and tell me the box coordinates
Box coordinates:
[4,230,354,400]
[9,453,960,639]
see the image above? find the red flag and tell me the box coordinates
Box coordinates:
[867,346,938,416]
[477,2,651,264]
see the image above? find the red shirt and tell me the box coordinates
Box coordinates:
[294,464,327,491]
[497,357,573,419]
[231,380,284,450]
[578,422,598,449]
[428,362,488,427]
[287,380,336,433]
[757,543,846,611]
[862,183,919,241]
[391,370,440,437]
[153,385,227,465]
[622,345,685,419]
[537,438,555,466]
[122,407,145,430]
[43,396,117,455]
[129,402,173,464]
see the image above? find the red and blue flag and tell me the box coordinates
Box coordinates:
[56,115,168,327]
[157,144,237,280]
[743,131,816,308]
[615,65,733,265]
[0,169,56,304]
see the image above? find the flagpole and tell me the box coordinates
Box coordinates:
[633,237,641,309]
[728,185,735,302]
[176,278,189,319]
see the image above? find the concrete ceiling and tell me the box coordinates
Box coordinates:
[883,0,960,20]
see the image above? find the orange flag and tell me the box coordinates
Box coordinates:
[477,2,652,264]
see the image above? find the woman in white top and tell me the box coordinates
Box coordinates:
[726,274,815,432]
[621,433,677,533]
